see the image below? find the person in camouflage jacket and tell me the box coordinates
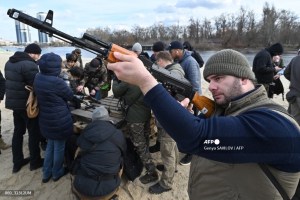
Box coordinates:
[82,57,108,100]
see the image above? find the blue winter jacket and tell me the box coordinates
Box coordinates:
[179,50,202,94]
[34,55,74,140]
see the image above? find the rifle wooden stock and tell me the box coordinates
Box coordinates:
[192,93,215,118]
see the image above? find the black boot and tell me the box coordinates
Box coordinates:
[149,183,171,194]
[179,154,192,165]
[139,171,158,184]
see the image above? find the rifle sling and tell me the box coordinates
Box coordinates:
[259,163,290,200]
[241,105,291,200]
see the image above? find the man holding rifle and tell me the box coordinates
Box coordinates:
[107,49,300,199]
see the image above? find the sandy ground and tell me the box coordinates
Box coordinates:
[0,51,289,200]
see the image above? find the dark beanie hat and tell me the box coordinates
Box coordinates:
[268,43,283,56]
[203,49,255,82]
[89,58,102,72]
[152,41,165,52]
[24,43,42,54]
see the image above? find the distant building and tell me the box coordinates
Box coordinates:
[37,12,50,44]
[15,11,31,44]
[0,38,14,46]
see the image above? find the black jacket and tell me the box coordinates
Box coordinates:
[252,48,276,84]
[0,71,5,100]
[4,51,39,109]
[73,120,126,197]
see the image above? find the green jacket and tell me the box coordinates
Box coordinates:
[112,80,151,123]
[165,63,185,78]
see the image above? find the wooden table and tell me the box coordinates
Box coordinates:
[71,96,124,132]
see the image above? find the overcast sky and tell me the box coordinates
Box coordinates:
[1,0,299,42]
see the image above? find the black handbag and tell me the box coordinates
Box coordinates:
[268,78,284,100]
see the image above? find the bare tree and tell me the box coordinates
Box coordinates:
[167,24,182,41]
[131,25,149,42]
[244,10,258,47]
[236,7,247,45]
[277,10,298,45]
[158,23,168,41]
[82,3,300,50]
[86,27,112,42]
[111,30,134,46]
[187,17,197,40]
[148,24,159,40]
[202,18,212,39]
[258,2,279,46]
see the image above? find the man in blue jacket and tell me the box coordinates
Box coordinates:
[5,43,43,173]
[168,40,201,165]
[107,50,300,199]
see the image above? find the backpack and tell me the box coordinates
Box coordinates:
[191,50,204,68]
[122,138,144,181]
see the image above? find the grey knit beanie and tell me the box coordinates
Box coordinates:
[203,49,255,82]
[92,106,109,121]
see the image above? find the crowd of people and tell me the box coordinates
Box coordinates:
[1,39,300,200]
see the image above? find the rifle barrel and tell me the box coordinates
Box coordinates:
[83,33,110,49]
[7,8,107,56]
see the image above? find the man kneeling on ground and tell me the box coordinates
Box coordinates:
[71,106,126,200]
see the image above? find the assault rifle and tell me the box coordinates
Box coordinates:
[7,8,214,117]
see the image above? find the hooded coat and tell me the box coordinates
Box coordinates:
[34,53,74,140]
[73,120,126,197]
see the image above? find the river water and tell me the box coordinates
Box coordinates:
[0,46,297,66]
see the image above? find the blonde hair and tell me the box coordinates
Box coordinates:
[156,51,173,63]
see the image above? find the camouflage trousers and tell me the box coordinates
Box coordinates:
[127,120,156,172]
[158,127,178,189]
